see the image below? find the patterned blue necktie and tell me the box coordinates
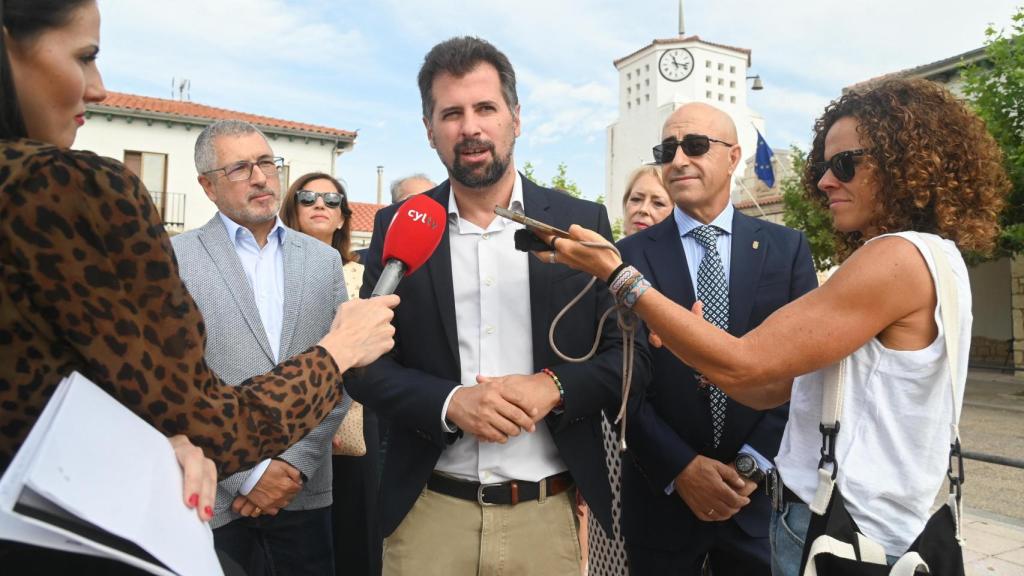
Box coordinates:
[690,225,728,447]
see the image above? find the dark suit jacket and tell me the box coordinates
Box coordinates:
[347,177,651,537]
[619,210,816,550]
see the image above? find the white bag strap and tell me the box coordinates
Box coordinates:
[801,533,888,576]
[920,235,962,438]
[890,552,930,575]
[810,359,844,514]
[920,234,966,543]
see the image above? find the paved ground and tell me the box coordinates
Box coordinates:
[964,516,1024,575]
[960,369,1024,575]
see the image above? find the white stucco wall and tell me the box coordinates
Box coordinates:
[73,114,340,232]
[607,41,765,225]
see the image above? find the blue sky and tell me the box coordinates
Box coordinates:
[98,0,1020,204]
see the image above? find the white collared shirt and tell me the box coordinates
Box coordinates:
[435,173,567,483]
[218,212,286,493]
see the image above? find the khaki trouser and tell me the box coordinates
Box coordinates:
[383,483,581,576]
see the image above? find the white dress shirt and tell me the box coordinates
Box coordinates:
[436,174,567,484]
[218,212,286,492]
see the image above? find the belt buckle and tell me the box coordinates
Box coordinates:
[477,482,502,507]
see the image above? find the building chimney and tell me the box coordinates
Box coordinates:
[376,165,384,205]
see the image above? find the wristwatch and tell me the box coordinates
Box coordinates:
[734,452,765,483]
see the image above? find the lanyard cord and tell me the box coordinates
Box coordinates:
[546,241,637,453]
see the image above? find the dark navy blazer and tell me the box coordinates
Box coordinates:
[618,210,817,550]
[348,177,651,538]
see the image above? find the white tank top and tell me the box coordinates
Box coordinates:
[774,231,972,555]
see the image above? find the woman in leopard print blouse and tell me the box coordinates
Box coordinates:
[0,0,398,517]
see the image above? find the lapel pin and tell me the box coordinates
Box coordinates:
[752,241,760,250]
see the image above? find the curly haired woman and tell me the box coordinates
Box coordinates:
[538,77,1009,572]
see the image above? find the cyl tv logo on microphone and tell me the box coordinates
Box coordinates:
[406,208,440,230]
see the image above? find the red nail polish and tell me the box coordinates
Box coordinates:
[204,506,213,518]
[188,493,199,507]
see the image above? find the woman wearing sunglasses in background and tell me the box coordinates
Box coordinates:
[0,1,398,571]
[280,173,382,576]
[539,78,1008,572]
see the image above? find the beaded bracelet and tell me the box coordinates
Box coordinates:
[607,264,651,309]
[614,273,645,303]
[541,368,565,410]
[621,277,651,309]
[609,265,640,295]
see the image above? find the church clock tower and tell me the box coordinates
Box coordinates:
[605,3,766,226]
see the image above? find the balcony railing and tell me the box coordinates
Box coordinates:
[148,191,186,232]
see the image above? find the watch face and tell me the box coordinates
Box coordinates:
[658,48,694,82]
[735,454,755,475]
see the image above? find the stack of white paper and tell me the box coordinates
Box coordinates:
[0,372,223,575]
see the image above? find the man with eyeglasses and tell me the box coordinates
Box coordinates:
[171,119,350,575]
[616,102,816,575]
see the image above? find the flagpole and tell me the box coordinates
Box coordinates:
[734,176,766,218]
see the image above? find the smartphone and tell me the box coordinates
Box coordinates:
[494,206,572,239]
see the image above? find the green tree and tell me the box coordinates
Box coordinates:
[549,163,582,198]
[610,218,624,241]
[780,146,835,271]
[523,161,623,239]
[523,161,583,198]
[962,8,1024,254]
[522,160,538,183]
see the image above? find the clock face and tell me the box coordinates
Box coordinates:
[658,48,694,82]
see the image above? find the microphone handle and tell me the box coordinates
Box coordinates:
[371,259,408,297]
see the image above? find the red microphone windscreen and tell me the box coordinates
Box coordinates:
[381,194,447,275]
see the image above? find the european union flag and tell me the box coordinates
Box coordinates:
[755,130,775,189]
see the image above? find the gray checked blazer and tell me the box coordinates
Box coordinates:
[171,214,350,529]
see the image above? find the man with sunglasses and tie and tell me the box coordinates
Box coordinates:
[617,103,816,575]
[172,119,350,575]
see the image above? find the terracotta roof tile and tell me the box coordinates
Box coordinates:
[733,193,783,210]
[350,201,385,233]
[90,91,356,139]
[614,35,752,68]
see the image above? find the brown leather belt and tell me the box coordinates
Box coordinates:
[427,471,574,506]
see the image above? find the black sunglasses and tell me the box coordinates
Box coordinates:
[296,190,344,209]
[652,134,734,164]
[810,149,867,183]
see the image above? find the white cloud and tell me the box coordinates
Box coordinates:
[89,0,1022,204]
[519,74,617,145]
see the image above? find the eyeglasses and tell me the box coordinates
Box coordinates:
[205,157,284,182]
[652,134,734,164]
[296,190,345,209]
[810,149,866,183]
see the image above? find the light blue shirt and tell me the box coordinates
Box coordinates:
[217,212,286,363]
[218,212,287,493]
[665,203,772,495]
[673,202,734,295]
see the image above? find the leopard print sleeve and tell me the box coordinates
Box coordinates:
[0,141,340,476]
